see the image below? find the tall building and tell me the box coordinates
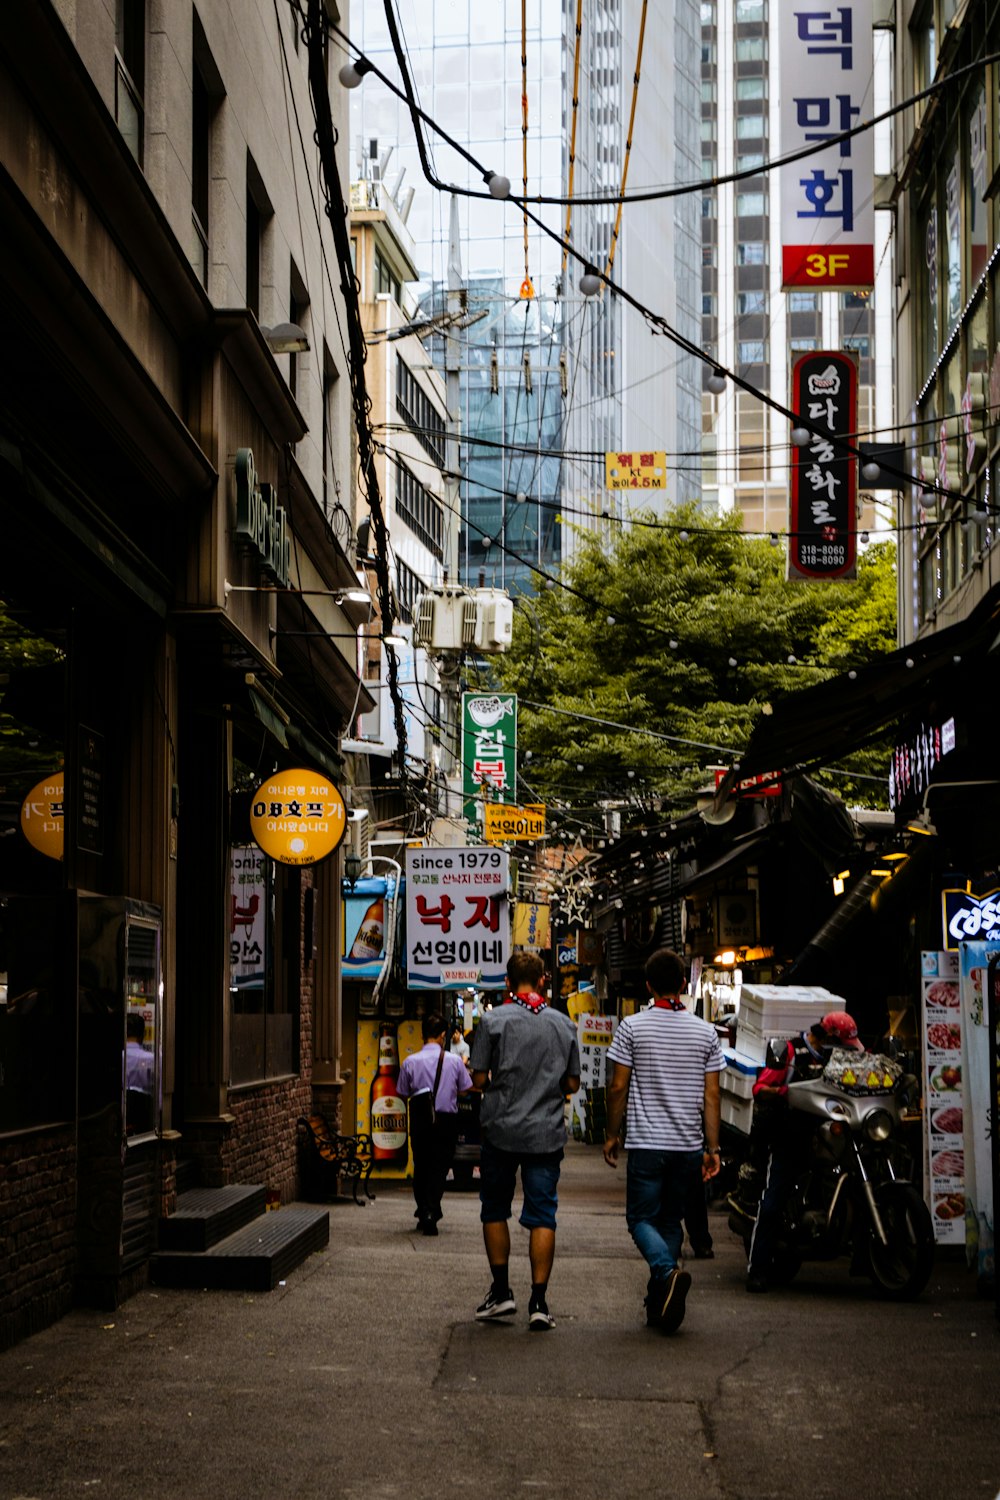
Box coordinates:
[345,0,703,591]
[699,0,895,541]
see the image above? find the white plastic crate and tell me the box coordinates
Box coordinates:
[722,1065,755,1101]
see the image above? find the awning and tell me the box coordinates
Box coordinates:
[674,832,771,894]
[721,586,1000,789]
[247,682,289,748]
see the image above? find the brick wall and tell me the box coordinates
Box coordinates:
[0,1126,77,1352]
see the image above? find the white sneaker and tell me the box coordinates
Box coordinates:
[475,1287,516,1320]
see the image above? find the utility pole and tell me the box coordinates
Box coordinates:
[436,193,466,838]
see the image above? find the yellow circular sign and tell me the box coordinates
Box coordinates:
[20,772,65,861]
[249,767,347,866]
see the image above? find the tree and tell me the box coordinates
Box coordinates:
[491,506,897,827]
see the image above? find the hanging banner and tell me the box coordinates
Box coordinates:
[780,0,875,289]
[405,846,510,990]
[462,693,517,822]
[788,351,858,581]
[512,900,551,951]
[230,845,267,993]
[920,949,965,1244]
[249,767,347,866]
[960,944,998,1287]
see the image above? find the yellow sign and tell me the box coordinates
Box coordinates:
[605,450,667,491]
[484,803,545,843]
[20,772,64,861]
[512,900,551,950]
[249,767,347,866]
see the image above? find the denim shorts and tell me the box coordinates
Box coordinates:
[479,1137,564,1230]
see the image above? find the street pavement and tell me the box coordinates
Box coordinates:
[1,1140,998,1500]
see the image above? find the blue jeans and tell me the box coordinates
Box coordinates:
[626,1149,704,1285]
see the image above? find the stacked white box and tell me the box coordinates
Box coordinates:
[720,1048,758,1135]
[736,985,847,1064]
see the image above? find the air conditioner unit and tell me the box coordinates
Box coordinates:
[348,809,371,869]
[473,589,514,651]
[413,589,477,652]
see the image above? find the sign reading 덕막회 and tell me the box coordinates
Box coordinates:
[779,0,874,290]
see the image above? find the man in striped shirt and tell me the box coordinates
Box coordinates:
[604,948,725,1333]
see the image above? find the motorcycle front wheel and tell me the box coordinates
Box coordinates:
[866,1183,935,1300]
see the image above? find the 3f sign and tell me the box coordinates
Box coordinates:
[806,253,850,278]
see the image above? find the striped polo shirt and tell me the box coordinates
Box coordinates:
[607,1005,725,1151]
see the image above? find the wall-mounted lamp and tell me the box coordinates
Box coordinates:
[344,850,363,888]
[261,321,310,354]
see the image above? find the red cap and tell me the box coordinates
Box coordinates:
[820,1011,864,1051]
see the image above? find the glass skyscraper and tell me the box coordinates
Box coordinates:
[348,0,703,592]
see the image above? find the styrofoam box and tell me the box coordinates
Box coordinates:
[721,1093,753,1134]
[721,1047,758,1100]
[739,984,847,1031]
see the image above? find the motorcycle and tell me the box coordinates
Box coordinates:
[728,1053,935,1300]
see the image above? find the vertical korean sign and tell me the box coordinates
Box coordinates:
[780,1,874,289]
[405,847,510,990]
[788,351,858,580]
[462,692,517,824]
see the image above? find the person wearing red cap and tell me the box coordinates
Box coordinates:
[745,1010,864,1293]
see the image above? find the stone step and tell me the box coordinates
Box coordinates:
[158,1184,268,1251]
[150,1206,330,1292]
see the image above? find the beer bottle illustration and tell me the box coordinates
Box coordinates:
[369,1021,407,1162]
[349,896,385,963]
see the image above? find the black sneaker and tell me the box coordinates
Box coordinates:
[657,1269,692,1334]
[528,1299,555,1332]
[475,1287,516,1320]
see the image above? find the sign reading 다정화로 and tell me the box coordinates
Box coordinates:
[484,803,545,842]
[235,447,290,587]
[788,351,858,581]
[779,0,874,289]
[249,767,347,866]
[405,846,510,990]
[604,452,666,491]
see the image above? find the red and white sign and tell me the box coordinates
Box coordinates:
[714,769,782,799]
[780,2,874,290]
[404,846,510,990]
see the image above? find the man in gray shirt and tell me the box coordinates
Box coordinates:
[470,950,580,1330]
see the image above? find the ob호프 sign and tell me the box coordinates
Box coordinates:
[249,767,347,866]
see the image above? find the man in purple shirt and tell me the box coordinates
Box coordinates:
[397,1013,473,1234]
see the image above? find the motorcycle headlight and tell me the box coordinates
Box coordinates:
[863,1108,894,1142]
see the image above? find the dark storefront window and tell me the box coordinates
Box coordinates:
[0,598,72,1131]
[229,764,299,1085]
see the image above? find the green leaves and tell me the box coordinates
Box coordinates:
[493,510,897,825]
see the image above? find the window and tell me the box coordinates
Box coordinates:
[702,194,716,218]
[739,340,766,364]
[736,37,766,61]
[321,348,340,519]
[246,157,273,323]
[735,0,765,19]
[789,337,818,352]
[788,292,818,311]
[396,357,446,466]
[736,153,765,171]
[736,192,766,217]
[736,78,765,99]
[737,242,766,264]
[843,336,871,358]
[115,0,145,165]
[702,80,717,103]
[289,263,309,405]
[192,21,223,291]
[842,290,872,309]
[375,250,401,304]
[395,461,444,560]
[396,558,427,624]
[737,291,767,314]
[736,115,766,140]
[703,294,717,315]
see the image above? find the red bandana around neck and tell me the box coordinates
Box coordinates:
[505,990,548,1013]
[651,995,687,1012]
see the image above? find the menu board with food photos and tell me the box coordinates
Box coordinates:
[921,950,966,1243]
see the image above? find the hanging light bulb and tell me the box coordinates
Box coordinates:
[339,56,372,88]
[706,368,727,394]
[861,461,881,483]
[790,426,811,447]
[769,533,780,547]
[484,171,511,199]
[489,347,499,395]
[579,265,602,296]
